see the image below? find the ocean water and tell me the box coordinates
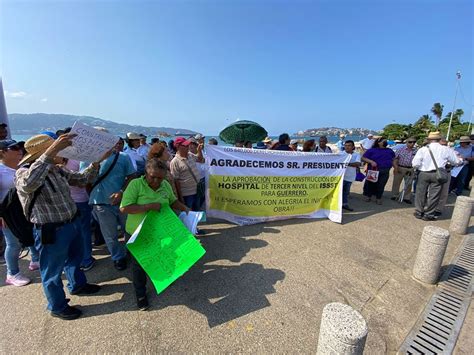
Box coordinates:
[11,134,366,146]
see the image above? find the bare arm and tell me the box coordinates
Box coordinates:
[120,203,161,215]
[171,199,190,213]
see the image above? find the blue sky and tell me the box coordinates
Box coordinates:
[1,0,472,135]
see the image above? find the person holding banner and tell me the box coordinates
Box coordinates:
[341,140,361,211]
[170,137,204,212]
[361,137,395,205]
[120,159,190,310]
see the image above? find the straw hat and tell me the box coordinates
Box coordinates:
[19,134,55,166]
[427,131,442,140]
[459,135,471,143]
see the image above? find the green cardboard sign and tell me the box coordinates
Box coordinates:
[126,206,206,294]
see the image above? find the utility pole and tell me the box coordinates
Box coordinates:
[446,71,461,141]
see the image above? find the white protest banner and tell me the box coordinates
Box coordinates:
[204,145,350,225]
[57,121,118,163]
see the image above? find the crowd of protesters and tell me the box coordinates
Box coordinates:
[0,122,472,317]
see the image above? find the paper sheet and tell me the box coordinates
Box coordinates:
[450,165,463,178]
[179,211,205,235]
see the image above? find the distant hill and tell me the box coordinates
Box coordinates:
[8,113,198,137]
[295,126,379,137]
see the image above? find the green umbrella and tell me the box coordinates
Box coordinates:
[219,120,268,144]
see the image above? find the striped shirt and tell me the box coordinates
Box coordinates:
[15,154,99,224]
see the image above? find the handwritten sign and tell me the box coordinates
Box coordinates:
[57,121,118,163]
[126,206,206,294]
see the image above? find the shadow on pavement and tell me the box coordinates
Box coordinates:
[153,224,285,327]
[55,220,286,325]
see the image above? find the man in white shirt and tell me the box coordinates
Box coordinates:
[124,132,146,175]
[412,131,462,221]
[137,134,151,158]
[315,136,332,153]
[341,140,361,211]
[360,134,375,152]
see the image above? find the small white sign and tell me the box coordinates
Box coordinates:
[58,121,118,163]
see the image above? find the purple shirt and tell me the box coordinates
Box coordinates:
[65,159,89,203]
[364,148,395,169]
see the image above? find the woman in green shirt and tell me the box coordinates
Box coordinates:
[120,159,189,310]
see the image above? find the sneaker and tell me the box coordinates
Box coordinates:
[137,296,149,311]
[390,196,397,201]
[5,273,31,287]
[80,258,96,272]
[29,261,40,271]
[342,205,354,211]
[422,214,438,221]
[414,212,424,219]
[434,211,442,217]
[114,258,127,271]
[51,305,82,320]
[403,199,412,204]
[196,229,206,236]
[70,283,101,295]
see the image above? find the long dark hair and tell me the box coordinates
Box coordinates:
[372,137,387,149]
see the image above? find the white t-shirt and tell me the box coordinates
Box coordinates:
[342,151,361,182]
[361,138,375,150]
[0,163,16,201]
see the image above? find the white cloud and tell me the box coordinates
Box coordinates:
[4,90,27,98]
[41,97,48,102]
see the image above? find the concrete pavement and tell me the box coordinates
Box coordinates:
[0,181,470,353]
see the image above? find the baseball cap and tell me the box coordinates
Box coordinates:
[174,137,191,146]
[0,139,20,149]
[126,132,141,140]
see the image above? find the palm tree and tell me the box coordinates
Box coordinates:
[431,103,444,127]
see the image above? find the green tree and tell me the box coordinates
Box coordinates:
[382,123,409,140]
[439,109,469,140]
[431,103,444,127]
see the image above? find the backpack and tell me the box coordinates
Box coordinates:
[0,184,45,247]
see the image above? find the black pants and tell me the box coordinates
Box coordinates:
[363,168,391,199]
[132,256,147,299]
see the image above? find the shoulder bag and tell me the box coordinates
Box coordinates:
[427,147,448,184]
[86,152,120,194]
[182,159,205,199]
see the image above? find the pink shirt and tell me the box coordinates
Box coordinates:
[65,159,90,203]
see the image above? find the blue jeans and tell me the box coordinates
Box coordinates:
[75,202,93,266]
[342,180,352,206]
[3,226,39,276]
[183,194,200,211]
[92,204,126,261]
[454,165,470,195]
[34,218,86,312]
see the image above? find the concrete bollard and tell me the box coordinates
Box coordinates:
[316,302,368,355]
[450,196,474,235]
[412,226,450,284]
